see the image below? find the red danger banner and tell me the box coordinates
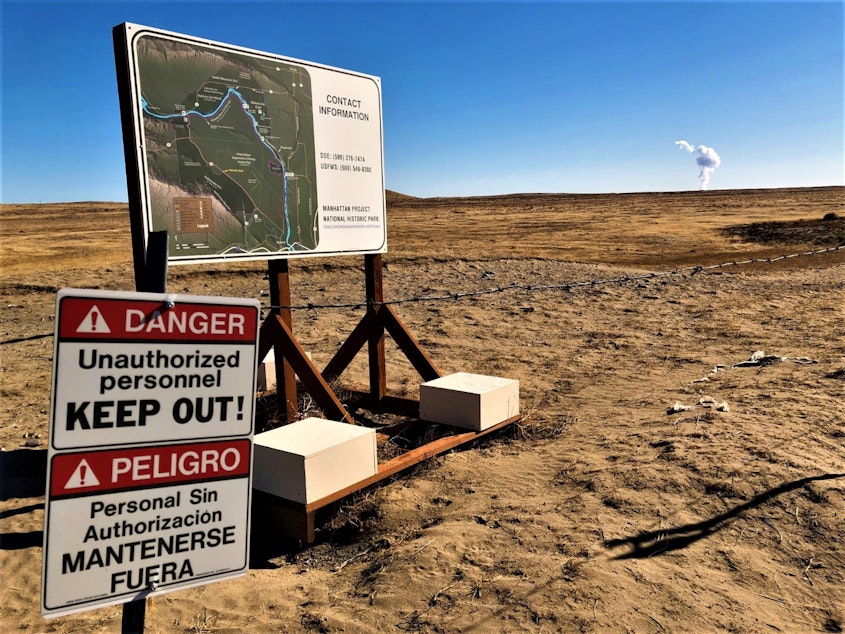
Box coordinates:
[50,440,251,497]
[58,296,258,342]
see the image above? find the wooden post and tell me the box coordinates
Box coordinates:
[365,254,387,401]
[268,259,298,422]
[323,253,442,399]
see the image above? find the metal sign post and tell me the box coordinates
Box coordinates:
[122,229,163,632]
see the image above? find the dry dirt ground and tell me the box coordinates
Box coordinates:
[1,187,843,633]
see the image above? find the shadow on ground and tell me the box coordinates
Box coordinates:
[0,449,46,501]
[605,472,845,559]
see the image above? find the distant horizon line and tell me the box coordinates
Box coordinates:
[2,184,843,206]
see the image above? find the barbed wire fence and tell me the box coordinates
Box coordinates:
[268,244,844,313]
[1,244,842,346]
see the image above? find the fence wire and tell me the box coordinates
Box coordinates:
[0,244,842,346]
[269,244,845,312]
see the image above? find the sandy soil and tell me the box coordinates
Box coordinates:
[1,186,843,633]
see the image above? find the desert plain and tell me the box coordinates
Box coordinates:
[1,186,844,632]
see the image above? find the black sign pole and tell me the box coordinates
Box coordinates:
[120,600,145,634]
[119,230,167,634]
[113,23,148,292]
[114,22,169,633]
[142,231,169,293]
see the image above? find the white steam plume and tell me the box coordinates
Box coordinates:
[675,140,721,189]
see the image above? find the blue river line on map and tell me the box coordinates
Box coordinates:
[142,87,296,250]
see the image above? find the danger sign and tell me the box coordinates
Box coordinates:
[50,289,259,450]
[43,289,258,618]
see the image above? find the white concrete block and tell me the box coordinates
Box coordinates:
[253,417,377,504]
[257,349,312,392]
[257,349,276,392]
[419,372,520,431]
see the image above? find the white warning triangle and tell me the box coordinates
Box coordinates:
[64,458,101,489]
[76,305,111,333]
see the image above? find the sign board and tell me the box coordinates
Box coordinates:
[42,289,259,617]
[50,292,258,450]
[114,22,387,267]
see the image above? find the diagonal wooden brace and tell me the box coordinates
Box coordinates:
[321,312,373,383]
[320,304,442,391]
[269,314,355,425]
[378,304,442,381]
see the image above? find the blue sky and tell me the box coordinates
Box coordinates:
[1,1,842,202]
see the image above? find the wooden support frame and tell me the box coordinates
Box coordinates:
[322,258,440,389]
[258,253,441,425]
[255,252,521,544]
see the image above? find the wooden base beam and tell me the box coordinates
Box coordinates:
[252,415,521,544]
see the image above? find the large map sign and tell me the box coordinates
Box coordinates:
[114,23,386,266]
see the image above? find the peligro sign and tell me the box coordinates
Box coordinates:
[42,289,259,618]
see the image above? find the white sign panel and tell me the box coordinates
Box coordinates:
[49,290,259,450]
[43,289,259,617]
[115,22,387,265]
[43,444,251,616]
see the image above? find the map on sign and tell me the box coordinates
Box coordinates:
[116,23,387,266]
[137,34,318,257]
